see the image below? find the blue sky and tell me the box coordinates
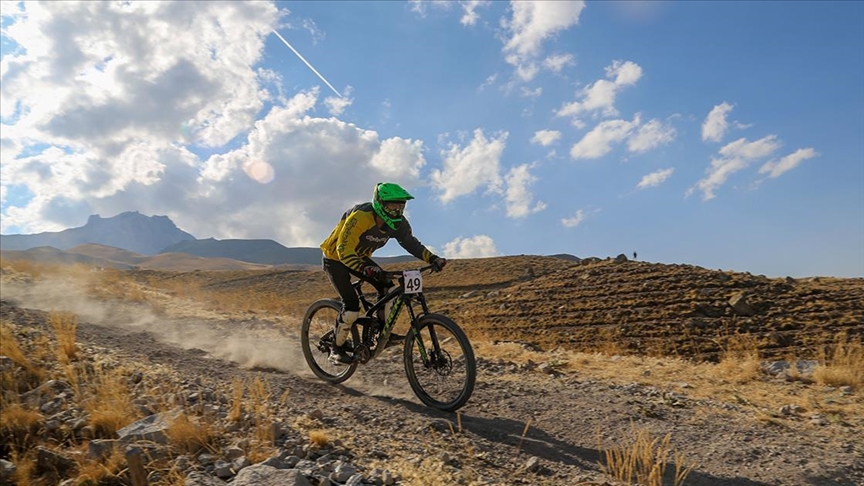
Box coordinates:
[1,1,862,277]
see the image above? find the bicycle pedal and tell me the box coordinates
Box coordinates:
[328,346,354,365]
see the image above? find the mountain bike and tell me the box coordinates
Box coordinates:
[300,265,476,412]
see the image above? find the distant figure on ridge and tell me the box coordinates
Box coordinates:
[320,182,447,364]
[633,251,638,260]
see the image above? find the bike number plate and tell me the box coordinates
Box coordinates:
[402,270,423,294]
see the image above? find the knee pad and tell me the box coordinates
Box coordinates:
[340,310,359,326]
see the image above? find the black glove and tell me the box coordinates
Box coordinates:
[431,257,447,272]
[361,265,383,280]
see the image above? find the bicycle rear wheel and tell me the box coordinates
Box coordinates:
[301,299,357,383]
[403,313,476,411]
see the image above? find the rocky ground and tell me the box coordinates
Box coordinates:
[1,256,862,485]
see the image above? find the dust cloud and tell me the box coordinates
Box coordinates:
[1,274,422,402]
[0,276,310,376]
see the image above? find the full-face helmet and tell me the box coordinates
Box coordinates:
[372,182,414,229]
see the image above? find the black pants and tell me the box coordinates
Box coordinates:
[322,257,387,314]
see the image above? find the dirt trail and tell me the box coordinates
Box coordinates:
[3,273,863,486]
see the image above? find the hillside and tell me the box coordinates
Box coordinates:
[160,238,321,265]
[0,244,275,272]
[0,246,135,269]
[129,256,864,361]
[1,255,862,485]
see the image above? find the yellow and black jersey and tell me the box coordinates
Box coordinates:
[320,202,436,272]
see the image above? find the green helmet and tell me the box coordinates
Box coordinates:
[372,182,414,229]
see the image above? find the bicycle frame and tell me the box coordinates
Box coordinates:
[303,264,475,410]
[351,268,433,361]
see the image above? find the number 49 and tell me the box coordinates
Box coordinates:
[403,270,423,294]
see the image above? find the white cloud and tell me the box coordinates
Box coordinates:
[369,137,427,181]
[324,86,354,116]
[570,116,640,159]
[461,0,491,26]
[0,2,429,242]
[627,119,677,153]
[543,53,575,73]
[478,73,498,91]
[521,86,543,98]
[561,209,586,228]
[569,114,676,160]
[0,1,280,233]
[513,62,540,82]
[0,75,429,246]
[443,235,499,258]
[556,60,642,126]
[504,164,546,218]
[409,0,491,26]
[702,102,734,142]
[180,106,427,245]
[283,87,320,118]
[688,135,782,200]
[409,0,452,16]
[502,1,586,81]
[719,135,781,159]
[637,168,674,189]
[759,148,818,179]
[531,130,561,146]
[430,129,507,203]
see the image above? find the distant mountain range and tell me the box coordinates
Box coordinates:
[0,244,277,271]
[162,238,324,265]
[0,211,496,268]
[0,212,195,255]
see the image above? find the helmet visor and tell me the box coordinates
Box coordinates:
[382,201,406,218]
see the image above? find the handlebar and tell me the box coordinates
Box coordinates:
[352,265,438,289]
[381,265,436,279]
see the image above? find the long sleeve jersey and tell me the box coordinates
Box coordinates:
[320,202,437,272]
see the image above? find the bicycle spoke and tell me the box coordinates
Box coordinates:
[404,316,475,411]
[301,300,357,382]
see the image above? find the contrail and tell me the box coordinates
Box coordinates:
[272,29,342,98]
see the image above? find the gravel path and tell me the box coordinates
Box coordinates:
[2,273,862,486]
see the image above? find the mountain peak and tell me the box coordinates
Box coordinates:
[2,211,196,255]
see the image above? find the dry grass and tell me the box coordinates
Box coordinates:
[599,423,693,486]
[2,256,860,485]
[49,311,79,363]
[0,322,47,391]
[1,258,98,282]
[716,333,763,383]
[308,429,331,447]
[80,366,140,438]
[813,333,864,388]
[167,412,217,454]
[8,450,37,486]
[0,400,44,453]
[72,447,127,484]
[475,335,864,427]
[88,268,306,317]
[85,267,149,303]
[0,257,48,277]
[594,326,632,356]
[243,375,289,462]
[228,377,245,423]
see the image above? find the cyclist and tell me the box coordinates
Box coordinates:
[320,182,447,364]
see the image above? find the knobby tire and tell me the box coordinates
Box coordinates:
[301,299,358,384]
[403,313,476,412]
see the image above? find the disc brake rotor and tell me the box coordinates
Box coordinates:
[430,349,453,376]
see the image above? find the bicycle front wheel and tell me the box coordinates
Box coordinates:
[403,313,476,412]
[301,299,357,383]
